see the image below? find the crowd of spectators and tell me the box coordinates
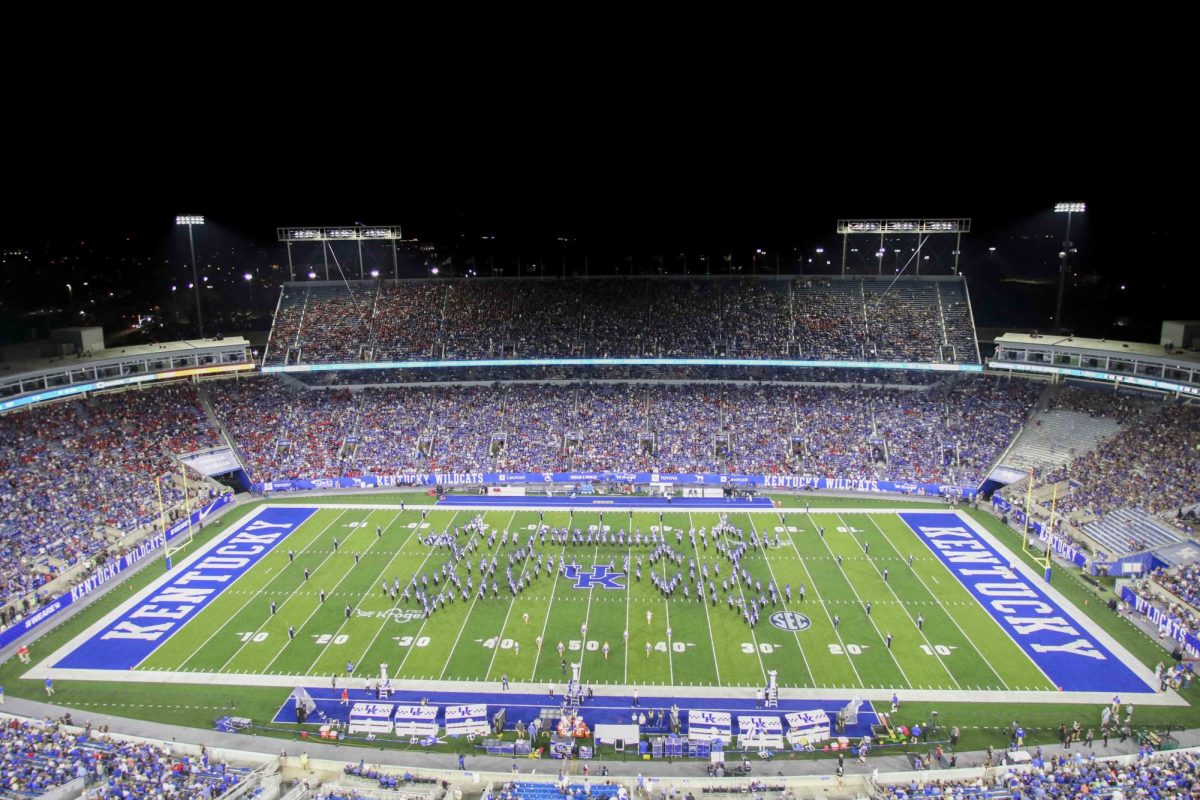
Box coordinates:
[1138,562,1200,640]
[208,375,1035,489]
[1032,403,1200,519]
[1150,563,1200,612]
[1132,578,1200,641]
[878,748,1199,800]
[863,283,946,362]
[371,282,443,361]
[290,365,948,388]
[1047,384,1147,423]
[721,280,792,358]
[268,284,372,365]
[263,276,980,366]
[939,282,980,363]
[1,716,254,799]
[792,279,865,358]
[206,380,357,480]
[0,368,1045,614]
[0,384,222,608]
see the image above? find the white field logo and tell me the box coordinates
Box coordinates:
[769,611,812,632]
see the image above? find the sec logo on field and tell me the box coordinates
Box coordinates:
[769,611,812,632]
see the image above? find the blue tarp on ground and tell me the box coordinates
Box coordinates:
[436,496,777,509]
[272,686,877,739]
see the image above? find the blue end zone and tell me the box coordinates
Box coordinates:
[438,495,776,509]
[55,506,317,670]
[272,687,876,739]
[898,512,1152,693]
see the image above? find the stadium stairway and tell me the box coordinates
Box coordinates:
[1000,408,1124,476]
[196,383,254,471]
[1082,507,1186,559]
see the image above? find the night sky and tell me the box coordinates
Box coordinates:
[0,129,1187,348]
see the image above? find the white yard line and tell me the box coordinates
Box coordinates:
[576,543,602,677]
[28,661,1183,704]
[742,513,814,686]
[176,509,351,670]
[832,511,960,690]
[661,580,675,685]
[653,519,678,683]
[710,514,768,685]
[298,509,410,676]
[482,589,521,681]
[437,512,517,679]
[623,533,633,685]
[863,513,1010,690]
[685,512,723,686]
[260,514,392,674]
[356,511,469,678]
[528,527,570,682]
[30,503,1174,702]
[782,516,868,689]
[807,514,913,688]
[331,513,444,676]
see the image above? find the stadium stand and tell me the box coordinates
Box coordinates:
[1082,508,1186,560]
[1135,570,1200,637]
[1154,562,1200,612]
[370,282,444,361]
[721,279,792,358]
[1034,400,1198,520]
[262,276,981,366]
[1000,405,1124,477]
[0,384,223,610]
[204,375,1035,488]
[266,284,306,364]
[936,280,981,364]
[877,748,1199,799]
[0,715,257,799]
[862,281,944,361]
[792,279,864,358]
[283,364,952,388]
[997,385,1200,558]
[488,780,624,800]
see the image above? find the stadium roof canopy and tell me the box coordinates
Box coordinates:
[1150,540,1200,570]
[0,336,254,414]
[995,333,1200,364]
[0,337,252,376]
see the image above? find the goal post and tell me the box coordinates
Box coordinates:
[161,464,196,570]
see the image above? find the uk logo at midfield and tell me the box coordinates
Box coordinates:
[564,564,625,590]
[770,611,812,632]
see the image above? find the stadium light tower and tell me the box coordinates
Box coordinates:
[1053,202,1085,333]
[176,215,205,338]
[277,226,403,282]
[837,219,970,276]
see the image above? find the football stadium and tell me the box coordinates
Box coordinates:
[3,211,1200,799]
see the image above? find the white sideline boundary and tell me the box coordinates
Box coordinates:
[18,664,1187,706]
[25,505,1181,706]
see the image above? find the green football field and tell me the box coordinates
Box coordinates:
[128,505,1057,692]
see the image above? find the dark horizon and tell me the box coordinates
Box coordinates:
[0,168,1187,348]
